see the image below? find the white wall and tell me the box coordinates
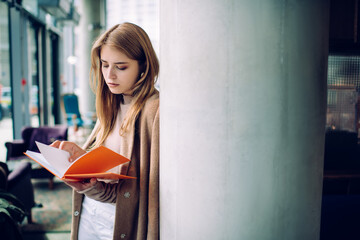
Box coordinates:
[160,1,329,239]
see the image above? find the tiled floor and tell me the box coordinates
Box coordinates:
[23,232,71,240]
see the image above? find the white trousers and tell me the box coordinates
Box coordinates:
[78,196,116,240]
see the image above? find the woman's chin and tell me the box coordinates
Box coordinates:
[108,88,123,95]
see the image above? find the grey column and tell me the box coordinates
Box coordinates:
[9,7,26,138]
[160,1,329,239]
[77,0,104,115]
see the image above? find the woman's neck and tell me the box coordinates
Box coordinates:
[122,94,133,105]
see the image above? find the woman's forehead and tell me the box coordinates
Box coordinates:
[100,45,132,62]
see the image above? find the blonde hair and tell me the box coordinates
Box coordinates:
[89,22,159,148]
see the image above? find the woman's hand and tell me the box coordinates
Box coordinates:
[50,140,97,191]
[63,178,97,192]
[50,140,86,162]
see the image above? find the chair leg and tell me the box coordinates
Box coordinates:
[27,211,33,224]
[48,178,54,190]
[72,114,79,132]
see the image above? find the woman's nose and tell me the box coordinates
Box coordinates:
[107,67,116,79]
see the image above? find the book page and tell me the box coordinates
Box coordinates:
[35,141,71,177]
[24,150,63,178]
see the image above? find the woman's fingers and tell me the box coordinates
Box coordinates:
[50,140,61,148]
[50,141,86,162]
[63,178,97,191]
[59,141,83,162]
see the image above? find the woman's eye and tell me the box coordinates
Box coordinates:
[102,65,109,68]
[117,66,127,70]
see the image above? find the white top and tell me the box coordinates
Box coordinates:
[103,94,133,175]
[78,94,133,240]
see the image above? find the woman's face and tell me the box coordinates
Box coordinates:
[100,45,140,95]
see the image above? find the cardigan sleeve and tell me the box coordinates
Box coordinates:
[147,106,160,239]
[78,180,124,203]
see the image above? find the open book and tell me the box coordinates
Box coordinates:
[24,141,136,180]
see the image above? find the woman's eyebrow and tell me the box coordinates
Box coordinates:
[100,59,128,64]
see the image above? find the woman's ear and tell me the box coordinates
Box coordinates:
[139,62,146,78]
[140,61,147,74]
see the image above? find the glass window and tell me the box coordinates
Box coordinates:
[326,55,360,133]
[0,2,13,161]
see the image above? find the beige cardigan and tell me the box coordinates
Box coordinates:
[70,91,159,240]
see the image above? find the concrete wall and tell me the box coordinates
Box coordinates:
[160,1,329,239]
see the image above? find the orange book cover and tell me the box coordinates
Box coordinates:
[24,141,136,180]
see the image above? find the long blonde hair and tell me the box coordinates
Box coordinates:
[89,22,159,148]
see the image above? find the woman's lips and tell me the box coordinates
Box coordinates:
[107,82,119,88]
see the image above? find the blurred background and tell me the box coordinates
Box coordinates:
[0,0,159,161]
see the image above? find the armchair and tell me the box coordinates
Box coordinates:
[5,125,68,160]
[5,125,68,189]
[0,161,35,223]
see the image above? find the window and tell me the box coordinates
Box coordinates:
[0,2,12,161]
[326,55,360,133]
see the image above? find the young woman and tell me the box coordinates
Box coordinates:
[51,22,159,240]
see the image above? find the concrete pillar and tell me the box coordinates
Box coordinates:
[160,1,329,239]
[77,0,105,115]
